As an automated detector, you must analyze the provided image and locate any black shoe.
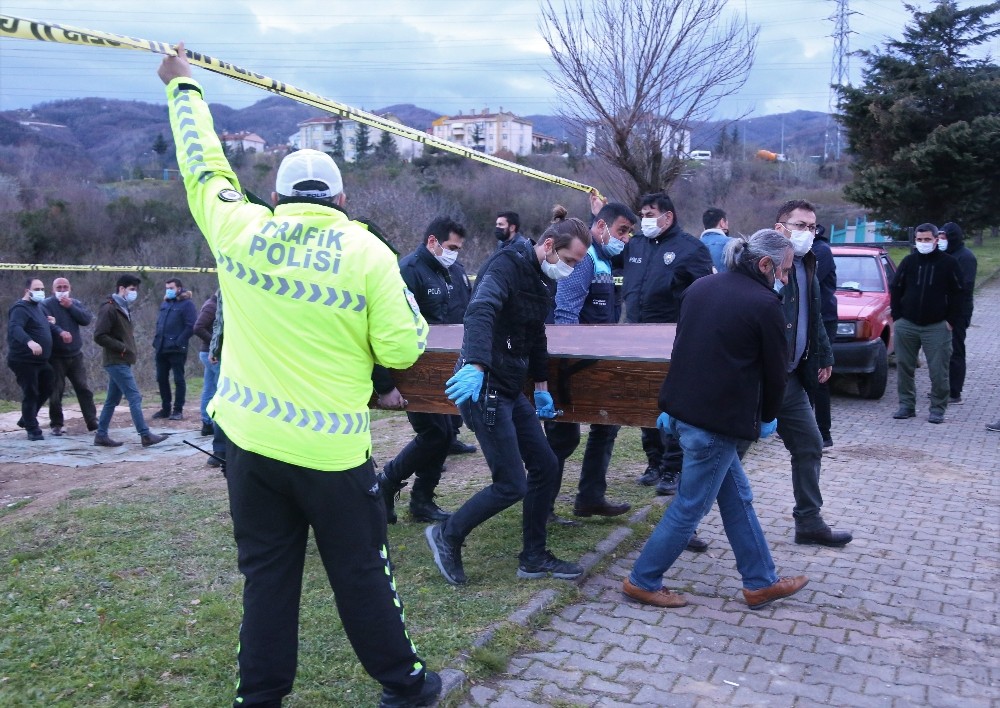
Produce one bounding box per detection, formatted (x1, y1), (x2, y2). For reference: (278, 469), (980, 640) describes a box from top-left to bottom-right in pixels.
(987, 420), (1000, 433)
(655, 470), (679, 496)
(949, 395), (963, 405)
(50, 426), (64, 437)
(378, 670), (442, 708)
(573, 498), (631, 517)
(86, 420), (99, 432)
(409, 494), (451, 523)
(151, 409), (170, 419)
(200, 422), (214, 436)
(141, 433), (168, 447)
(547, 512), (581, 527)
(448, 439), (477, 455)
(822, 437), (833, 448)
(26, 430), (44, 441)
(795, 526), (853, 547)
(517, 550), (583, 580)
(892, 407), (916, 419)
(638, 465), (660, 486)
(378, 471), (404, 525)
(168, 411), (184, 421)
(94, 433), (123, 447)
(928, 411), (944, 424)
(206, 456), (223, 468)
(686, 533), (709, 552)
(425, 523), (466, 585)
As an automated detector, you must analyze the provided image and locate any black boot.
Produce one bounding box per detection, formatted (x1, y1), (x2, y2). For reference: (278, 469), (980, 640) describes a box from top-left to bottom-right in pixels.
(409, 490), (450, 523)
(655, 468), (680, 496)
(377, 471), (405, 525)
(379, 669), (442, 708)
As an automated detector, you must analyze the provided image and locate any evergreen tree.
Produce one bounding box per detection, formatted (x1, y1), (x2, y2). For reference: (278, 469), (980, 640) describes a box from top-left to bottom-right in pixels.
(375, 129), (401, 163)
(354, 122), (372, 163)
(836, 1), (1000, 229)
(151, 132), (169, 162)
(332, 120), (345, 161)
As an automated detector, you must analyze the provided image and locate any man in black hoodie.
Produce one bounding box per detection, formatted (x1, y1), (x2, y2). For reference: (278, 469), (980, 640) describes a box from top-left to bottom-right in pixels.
(6, 277), (63, 440)
(890, 224), (964, 424)
(938, 222), (977, 404)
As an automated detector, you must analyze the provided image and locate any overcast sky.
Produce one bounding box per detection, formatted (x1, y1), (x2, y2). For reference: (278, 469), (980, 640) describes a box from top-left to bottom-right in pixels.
(0, 0), (996, 119)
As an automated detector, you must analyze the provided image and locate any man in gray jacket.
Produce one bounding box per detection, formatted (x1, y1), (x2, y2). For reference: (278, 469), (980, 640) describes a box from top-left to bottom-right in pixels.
(42, 277), (98, 435)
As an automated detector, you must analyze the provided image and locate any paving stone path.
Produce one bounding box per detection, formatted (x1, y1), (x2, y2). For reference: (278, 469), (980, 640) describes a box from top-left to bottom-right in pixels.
(455, 279), (1000, 707)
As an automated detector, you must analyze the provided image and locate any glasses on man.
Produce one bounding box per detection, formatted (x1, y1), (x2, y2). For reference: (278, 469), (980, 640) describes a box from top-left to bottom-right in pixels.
(780, 221), (817, 233)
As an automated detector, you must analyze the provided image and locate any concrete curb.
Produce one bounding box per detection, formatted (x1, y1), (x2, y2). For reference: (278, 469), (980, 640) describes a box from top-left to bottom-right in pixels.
(435, 499), (663, 705)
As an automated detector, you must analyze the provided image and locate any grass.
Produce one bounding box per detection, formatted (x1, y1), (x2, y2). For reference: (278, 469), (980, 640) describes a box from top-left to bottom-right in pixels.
(0, 426), (656, 707)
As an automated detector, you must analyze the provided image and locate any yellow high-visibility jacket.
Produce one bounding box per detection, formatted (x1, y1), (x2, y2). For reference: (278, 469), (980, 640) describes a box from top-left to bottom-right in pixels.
(166, 78), (427, 470)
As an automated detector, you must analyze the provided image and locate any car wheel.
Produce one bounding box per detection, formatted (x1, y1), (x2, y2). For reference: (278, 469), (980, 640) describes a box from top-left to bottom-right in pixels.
(858, 339), (888, 399)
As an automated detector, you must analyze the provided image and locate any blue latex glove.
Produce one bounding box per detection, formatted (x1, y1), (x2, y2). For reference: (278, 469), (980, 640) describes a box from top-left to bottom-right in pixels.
(445, 364), (484, 405)
(656, 411), (672, 433)
(534, 390), (556, 419)
(760, 419), (777, 439)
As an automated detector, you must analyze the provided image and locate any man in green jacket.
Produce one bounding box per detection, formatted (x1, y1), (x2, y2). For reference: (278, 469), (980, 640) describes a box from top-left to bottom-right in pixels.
(158, 44), (438, 708)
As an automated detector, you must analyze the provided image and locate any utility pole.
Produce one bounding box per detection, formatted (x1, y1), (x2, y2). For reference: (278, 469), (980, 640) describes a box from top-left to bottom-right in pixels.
(824, 0), (854, 162)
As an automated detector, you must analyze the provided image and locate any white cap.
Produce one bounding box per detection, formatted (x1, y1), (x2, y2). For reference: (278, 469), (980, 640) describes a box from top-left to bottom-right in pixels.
(274, 149), (343, 198)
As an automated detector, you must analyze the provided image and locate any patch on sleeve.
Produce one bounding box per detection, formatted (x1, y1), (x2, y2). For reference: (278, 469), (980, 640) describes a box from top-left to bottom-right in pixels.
(404, 288), (421, 320)
(218, 189), (244, 202)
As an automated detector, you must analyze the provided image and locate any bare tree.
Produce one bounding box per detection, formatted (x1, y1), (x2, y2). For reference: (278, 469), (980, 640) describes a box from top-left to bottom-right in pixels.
(540, 0), (757, 201)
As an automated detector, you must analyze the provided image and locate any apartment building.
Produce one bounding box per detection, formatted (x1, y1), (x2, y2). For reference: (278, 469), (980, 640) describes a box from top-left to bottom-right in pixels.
(431, 109), (533, 156)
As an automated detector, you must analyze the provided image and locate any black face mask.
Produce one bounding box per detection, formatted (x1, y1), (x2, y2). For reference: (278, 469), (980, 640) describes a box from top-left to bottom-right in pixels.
(494, 227), (508, 241)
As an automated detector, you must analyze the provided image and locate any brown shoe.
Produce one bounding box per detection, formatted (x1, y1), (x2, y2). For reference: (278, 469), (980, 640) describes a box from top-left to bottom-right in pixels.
(573, 498), (632, 517)
(94, 433), (123, 448)
(622, 578), (687, 608)
(743, 575), (809, 610)
(141, 432), (168, 447)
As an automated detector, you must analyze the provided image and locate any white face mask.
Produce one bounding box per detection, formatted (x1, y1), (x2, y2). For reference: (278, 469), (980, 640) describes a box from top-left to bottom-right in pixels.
(640, 217), (661, 238)
(937, 239), (948, 251)
(915, 241), (936, 255)
(29, 290), (45, 302)
(434, 246), (458, 268)
(789, 231), (814, 256)
(602, 227), (626, 256)
(125, 290), (139, 303)
(541, 256), (574, 281)
(56, 290), (70, 300)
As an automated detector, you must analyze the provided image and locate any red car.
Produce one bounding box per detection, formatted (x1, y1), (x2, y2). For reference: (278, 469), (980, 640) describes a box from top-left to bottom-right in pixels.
(830, 246), (897, 399)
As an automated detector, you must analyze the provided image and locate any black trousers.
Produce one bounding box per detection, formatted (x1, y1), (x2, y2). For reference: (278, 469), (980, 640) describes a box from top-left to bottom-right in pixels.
(812, 321), (838, 440)
(155, 350), (188, 412)
(640, 426), (682, 475)
(48, 353), (98, 428)
(544, 420), (620, 508)
(384, 411), (455, 497)
(8, 360), (54, 434)
(949, 321), (968, 398)
(226, 443), (426, 707)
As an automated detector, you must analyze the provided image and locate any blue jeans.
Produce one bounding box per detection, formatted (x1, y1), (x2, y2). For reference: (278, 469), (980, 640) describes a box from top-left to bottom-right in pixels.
(97, 364), (150, 437)
(199, 351), (220, 426)
(629, 420), (778, 592)
(444, 390), (558, 562)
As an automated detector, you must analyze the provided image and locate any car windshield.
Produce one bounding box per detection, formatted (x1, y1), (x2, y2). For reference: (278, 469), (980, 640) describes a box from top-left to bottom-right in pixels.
(834, 254), (885, 293)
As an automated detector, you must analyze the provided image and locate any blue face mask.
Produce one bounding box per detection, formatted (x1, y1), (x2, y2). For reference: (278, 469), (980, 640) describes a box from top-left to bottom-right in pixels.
(602, 227), (626, 256)
(165, 288), (177, 300)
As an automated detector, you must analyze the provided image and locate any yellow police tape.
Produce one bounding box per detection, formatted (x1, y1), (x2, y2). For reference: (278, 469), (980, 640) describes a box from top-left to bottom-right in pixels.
(0, 14), (601, 200)
(0, 263), (217, 273)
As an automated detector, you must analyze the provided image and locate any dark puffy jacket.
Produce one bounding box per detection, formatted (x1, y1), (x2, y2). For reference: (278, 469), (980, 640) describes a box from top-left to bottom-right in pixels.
(890, 250), (964, 328)
(943, 227), (977, 325)
(193, 293), (218, 353)
(153, 289), (197, 354)
(446, 260), (472, 325)
(7, 299), (56, 364)
(398, 245), (464, 325)
(461, 238), (549, 395)
(661, 270), (789, 441)
(622, 221), (713, 323)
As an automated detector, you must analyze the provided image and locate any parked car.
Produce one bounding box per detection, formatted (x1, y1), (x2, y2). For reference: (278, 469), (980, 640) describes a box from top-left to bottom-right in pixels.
(830, 246), (897, 399)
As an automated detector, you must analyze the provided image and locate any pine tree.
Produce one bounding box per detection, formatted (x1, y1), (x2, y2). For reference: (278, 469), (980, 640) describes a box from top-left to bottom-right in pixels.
(354, 122), (372, 163)
(375, 129), (400, 163)
(332, 120), (345, 161)
(836, 1), (1000, 229)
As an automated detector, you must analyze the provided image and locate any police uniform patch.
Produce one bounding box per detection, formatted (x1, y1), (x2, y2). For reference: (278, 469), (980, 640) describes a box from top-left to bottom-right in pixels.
(218, 189), (244, 202)
(663, 252), (676, 265)
(404, 288), (421, 318)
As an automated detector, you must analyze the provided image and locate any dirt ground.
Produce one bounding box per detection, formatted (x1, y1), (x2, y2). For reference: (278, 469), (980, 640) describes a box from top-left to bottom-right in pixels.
(1, 405), (646, 525)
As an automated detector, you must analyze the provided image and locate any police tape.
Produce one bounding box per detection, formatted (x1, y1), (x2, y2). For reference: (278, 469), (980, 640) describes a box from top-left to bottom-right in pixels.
(0, 263), (216, 273)
(0, 14), (602, 199)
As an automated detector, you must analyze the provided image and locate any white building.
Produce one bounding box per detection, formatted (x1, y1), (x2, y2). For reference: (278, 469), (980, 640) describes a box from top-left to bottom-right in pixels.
(221, 131), (266, 153)
(431, 109), (533, 156)
(295, 114), (422, 162)
(585, 118), (690, 159)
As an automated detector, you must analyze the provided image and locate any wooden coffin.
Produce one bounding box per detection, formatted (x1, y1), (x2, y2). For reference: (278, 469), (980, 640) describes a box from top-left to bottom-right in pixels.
(376, 324), (674, 427)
